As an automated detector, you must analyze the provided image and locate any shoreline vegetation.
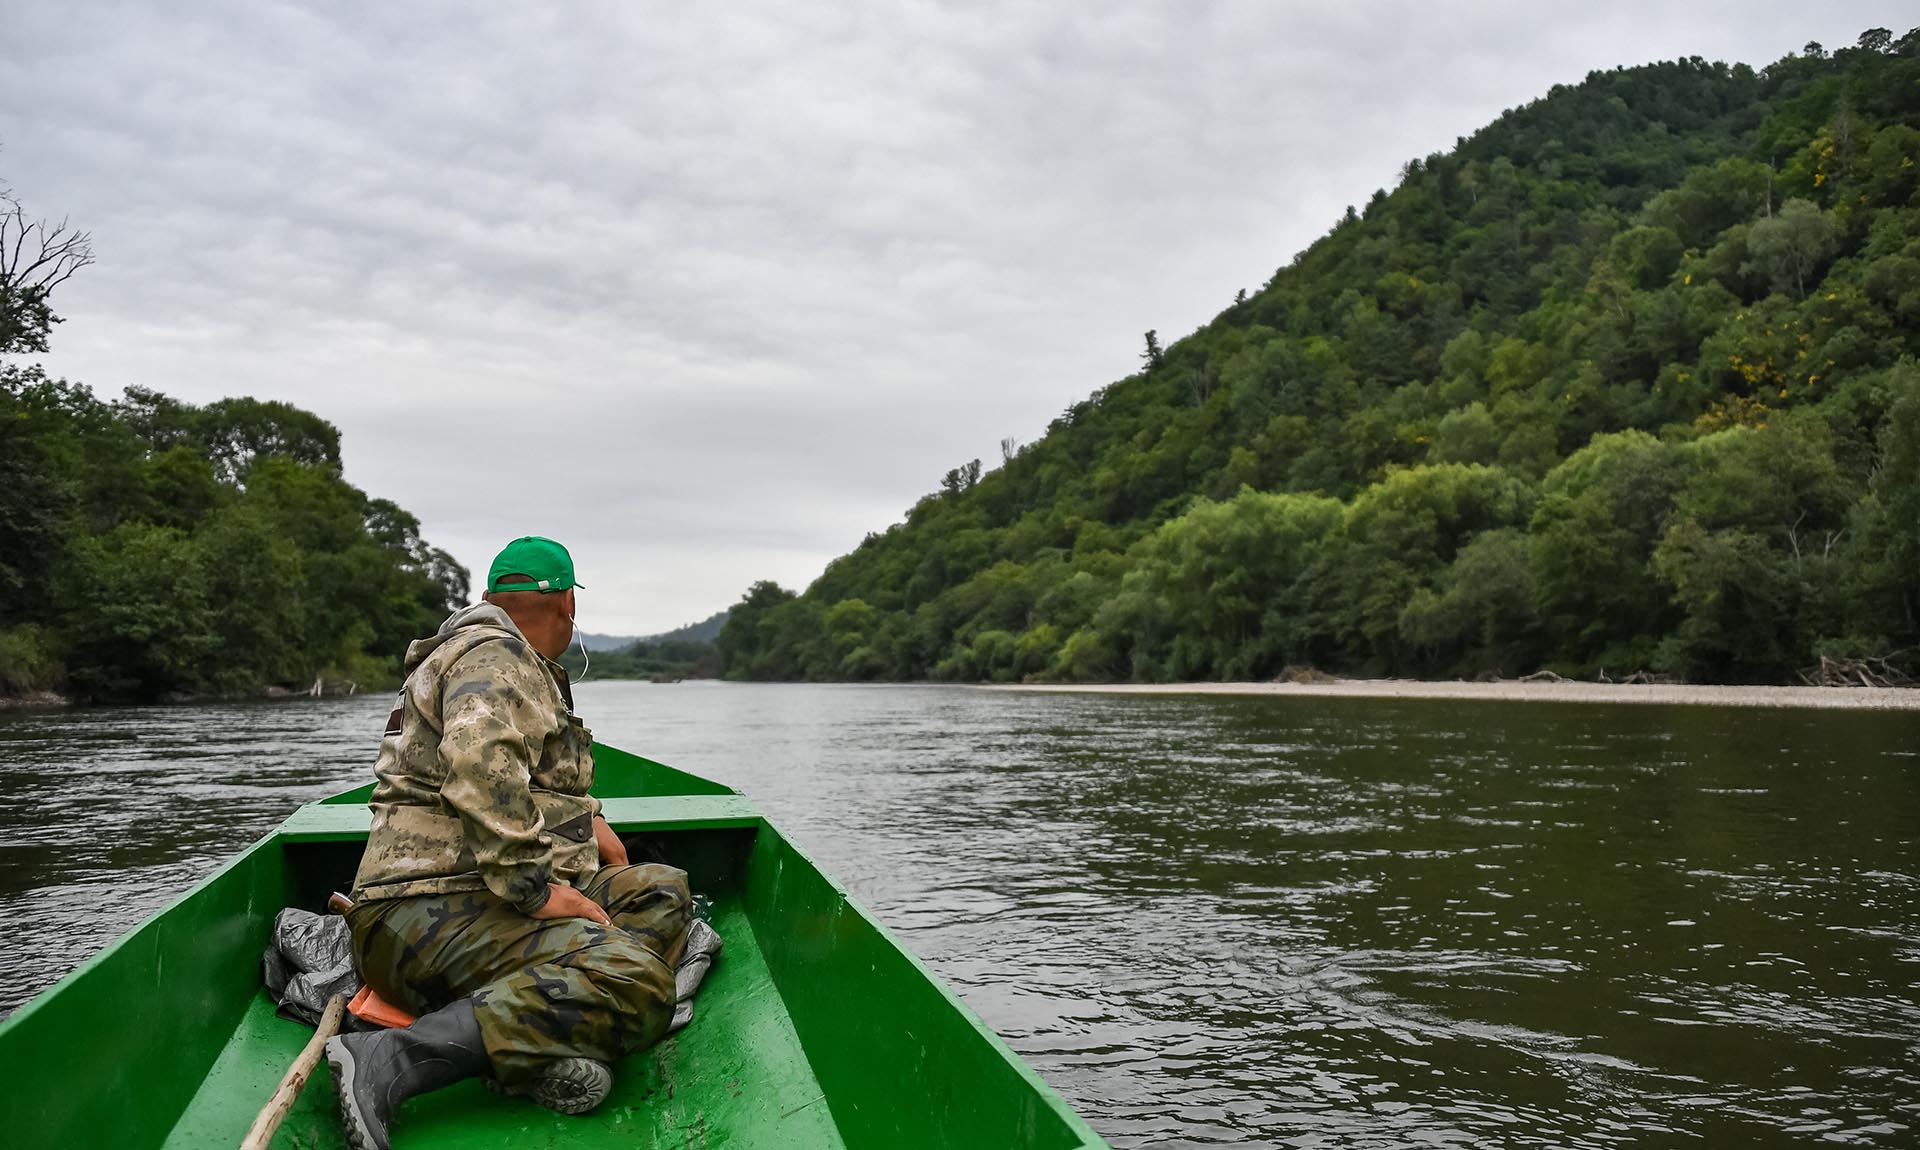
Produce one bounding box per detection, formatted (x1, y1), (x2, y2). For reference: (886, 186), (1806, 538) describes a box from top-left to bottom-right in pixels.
(994, 677), (1920, 711)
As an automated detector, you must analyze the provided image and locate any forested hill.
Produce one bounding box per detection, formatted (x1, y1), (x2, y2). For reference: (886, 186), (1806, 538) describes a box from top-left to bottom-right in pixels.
(719, 30), (1920, 686)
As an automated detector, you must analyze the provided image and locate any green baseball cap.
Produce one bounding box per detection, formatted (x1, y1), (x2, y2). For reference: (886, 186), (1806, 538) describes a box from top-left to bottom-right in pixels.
(487, 536), (584, 594)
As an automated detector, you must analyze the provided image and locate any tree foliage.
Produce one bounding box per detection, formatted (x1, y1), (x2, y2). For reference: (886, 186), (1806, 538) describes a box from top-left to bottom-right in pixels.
(0, 366), (469, 700)
(714, 33), (1920, 685)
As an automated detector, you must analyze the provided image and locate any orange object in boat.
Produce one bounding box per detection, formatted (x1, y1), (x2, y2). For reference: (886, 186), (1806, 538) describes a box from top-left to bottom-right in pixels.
(347, 984), (418, 1029)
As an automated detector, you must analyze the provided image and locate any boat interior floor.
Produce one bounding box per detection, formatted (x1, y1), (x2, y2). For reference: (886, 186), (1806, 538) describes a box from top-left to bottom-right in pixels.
(160, 895), (848, 1149)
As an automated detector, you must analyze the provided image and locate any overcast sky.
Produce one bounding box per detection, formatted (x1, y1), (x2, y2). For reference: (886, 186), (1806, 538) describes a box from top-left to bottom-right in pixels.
(3, 3), (1907, 633)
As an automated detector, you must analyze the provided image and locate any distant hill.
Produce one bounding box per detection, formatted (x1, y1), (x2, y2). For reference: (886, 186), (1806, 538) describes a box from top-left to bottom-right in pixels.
(577, 609), (730, 653)
(560, 609), (730, 680)
(576, 631), (645, 652)
(718, 30), (1920, 687)
(646, 610), (729, 646)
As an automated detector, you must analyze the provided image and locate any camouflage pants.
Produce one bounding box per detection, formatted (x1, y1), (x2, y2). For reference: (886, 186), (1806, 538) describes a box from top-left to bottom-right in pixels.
(346, 863), (691, 1085)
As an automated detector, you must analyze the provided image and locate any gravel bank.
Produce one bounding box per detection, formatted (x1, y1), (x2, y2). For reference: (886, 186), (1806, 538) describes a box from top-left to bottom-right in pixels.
(0, 691), (69, 710)
(990, 679), (1920, 711)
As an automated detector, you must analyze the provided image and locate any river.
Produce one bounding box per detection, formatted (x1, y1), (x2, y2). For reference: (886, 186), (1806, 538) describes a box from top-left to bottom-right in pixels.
(1, 683), (1914, 1147)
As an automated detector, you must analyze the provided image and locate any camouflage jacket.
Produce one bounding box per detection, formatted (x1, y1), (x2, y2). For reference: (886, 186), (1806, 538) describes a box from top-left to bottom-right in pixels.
(350, 603), (599, 913)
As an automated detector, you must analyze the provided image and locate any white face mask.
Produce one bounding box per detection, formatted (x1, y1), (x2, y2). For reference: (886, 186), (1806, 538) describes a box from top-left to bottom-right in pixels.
(569, 613), (589, 682)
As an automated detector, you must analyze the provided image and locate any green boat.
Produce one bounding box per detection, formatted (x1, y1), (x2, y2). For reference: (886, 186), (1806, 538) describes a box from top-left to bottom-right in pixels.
(0, 744), (1110, 1149)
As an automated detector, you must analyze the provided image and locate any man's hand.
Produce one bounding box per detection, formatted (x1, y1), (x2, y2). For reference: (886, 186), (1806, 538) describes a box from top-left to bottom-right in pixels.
(592, 815), (629, 867)
(529, 883), (611, 926)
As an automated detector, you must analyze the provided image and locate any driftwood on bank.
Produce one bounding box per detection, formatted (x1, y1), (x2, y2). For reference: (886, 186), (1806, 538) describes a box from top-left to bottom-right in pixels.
(1596, 669), (1674, 685)
(1272, 664), (1336, 684)
(1799, 653), (1913, 689)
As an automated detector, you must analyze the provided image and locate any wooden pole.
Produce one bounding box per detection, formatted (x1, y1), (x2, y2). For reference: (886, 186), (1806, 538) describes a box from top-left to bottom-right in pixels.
(240, 992), (346, 1150)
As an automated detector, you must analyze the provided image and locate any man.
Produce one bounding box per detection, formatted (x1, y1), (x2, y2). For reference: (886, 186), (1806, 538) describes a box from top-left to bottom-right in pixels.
(325, 536), (691, 1150)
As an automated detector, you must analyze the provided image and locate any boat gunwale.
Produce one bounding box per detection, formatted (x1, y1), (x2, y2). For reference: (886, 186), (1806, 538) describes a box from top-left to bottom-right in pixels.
(741, 808), (1108, 1148)
(0, 826), (277, 1041)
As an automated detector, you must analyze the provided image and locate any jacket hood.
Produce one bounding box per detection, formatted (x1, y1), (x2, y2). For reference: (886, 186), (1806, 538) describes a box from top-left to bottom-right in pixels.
(402, 602), (527, 675)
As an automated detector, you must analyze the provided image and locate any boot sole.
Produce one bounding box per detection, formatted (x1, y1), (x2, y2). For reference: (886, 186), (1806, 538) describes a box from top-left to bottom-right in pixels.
(324, 1035), (383, 1150)
(485, 1057), (613, 1115)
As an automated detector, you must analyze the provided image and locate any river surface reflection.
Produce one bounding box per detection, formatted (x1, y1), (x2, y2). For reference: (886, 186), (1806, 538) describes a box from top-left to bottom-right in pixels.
(1, 683), (1915, 1147)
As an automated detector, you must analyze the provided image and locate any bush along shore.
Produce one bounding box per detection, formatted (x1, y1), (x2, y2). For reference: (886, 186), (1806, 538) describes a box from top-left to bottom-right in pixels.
(717, 32), (1920, 689)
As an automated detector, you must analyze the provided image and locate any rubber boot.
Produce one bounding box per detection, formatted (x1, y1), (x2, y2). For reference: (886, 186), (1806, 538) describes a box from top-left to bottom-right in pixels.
(487, 1056), (613, 1114)
(325, 997), (489, 1150)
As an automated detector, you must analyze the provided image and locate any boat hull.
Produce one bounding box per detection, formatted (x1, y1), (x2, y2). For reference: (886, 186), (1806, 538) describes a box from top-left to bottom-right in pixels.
(0, 745), (1107, 1149)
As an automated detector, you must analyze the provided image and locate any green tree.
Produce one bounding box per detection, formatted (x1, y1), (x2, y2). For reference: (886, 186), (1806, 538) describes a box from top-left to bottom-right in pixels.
(1431, 402), (1501, 464)
(1399, 528), (1538, 674)
(1529, 430), (1687, 668)
(1652, 519), (1795, 680)
(1746, 198), (1837, 298)
(717, 581), (800, 679)
(1118, 489), (1342, 679)
(62, 524), (220, 698)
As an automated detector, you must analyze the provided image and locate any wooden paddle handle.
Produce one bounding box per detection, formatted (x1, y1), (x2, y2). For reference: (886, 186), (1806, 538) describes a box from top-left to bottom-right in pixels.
(240, 992), (346, 1150)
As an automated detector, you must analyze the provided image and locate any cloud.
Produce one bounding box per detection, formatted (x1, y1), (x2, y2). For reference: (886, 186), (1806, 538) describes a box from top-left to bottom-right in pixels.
(2, 1), (1907, 631)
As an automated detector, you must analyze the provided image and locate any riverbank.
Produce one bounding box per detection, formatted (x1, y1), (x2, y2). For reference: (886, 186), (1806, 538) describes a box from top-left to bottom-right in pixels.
(993, 678), (1920, 711)
(0, 682), (380, 710)
(0, 690), (68, 710)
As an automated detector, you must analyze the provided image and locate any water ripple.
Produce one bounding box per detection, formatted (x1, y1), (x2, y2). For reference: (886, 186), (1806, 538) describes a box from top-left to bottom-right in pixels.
(3, 685), (1917, 1148)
